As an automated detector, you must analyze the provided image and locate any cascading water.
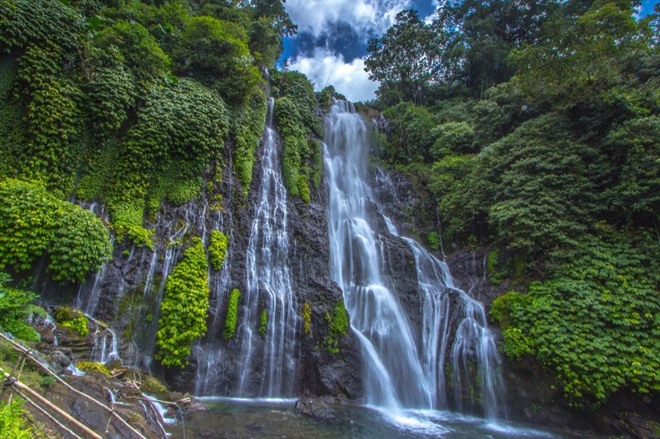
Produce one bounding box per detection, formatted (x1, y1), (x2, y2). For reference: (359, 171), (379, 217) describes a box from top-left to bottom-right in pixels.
(325, 101), (431, 410)
(235, 97), (299, 398)
(325, 101), (505, 419)
(193, 211), (234, 396)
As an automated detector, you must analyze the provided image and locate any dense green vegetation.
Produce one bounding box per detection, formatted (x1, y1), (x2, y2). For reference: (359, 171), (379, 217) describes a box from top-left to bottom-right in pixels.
(0, 398), (34, 439)
(0, 0), (300, 251)
(223, 288), (241, 341)
(208, 230), (228, 271)
(0, 179), (112, 283)
(156, 238), (209, 368)
(54, 306), (90, 337)
(365, 0), (659, 406)
(0, 273), (44, 341)
(324, 301), (350, 354)
(272, 71), (324, 201)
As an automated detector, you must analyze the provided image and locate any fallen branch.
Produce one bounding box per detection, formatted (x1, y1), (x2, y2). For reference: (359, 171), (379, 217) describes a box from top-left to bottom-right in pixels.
(0, 332), (149, 439)
(13, 386), (83, 439)
(2, 367), (102, 439)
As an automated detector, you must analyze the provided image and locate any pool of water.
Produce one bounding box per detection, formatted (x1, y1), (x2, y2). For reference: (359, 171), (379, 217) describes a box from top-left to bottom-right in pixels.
(165, 398), (559, 438)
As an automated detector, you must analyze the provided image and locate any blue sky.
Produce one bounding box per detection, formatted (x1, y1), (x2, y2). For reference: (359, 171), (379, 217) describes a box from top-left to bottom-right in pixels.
(281, 0), (658, 102)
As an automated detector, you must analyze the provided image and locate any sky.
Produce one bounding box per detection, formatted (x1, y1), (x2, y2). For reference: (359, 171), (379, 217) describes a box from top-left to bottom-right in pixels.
(280, 0), (659, 102)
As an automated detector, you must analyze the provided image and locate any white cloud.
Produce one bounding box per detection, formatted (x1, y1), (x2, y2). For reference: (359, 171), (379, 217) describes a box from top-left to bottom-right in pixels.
(285, 0), (412, 39)
(286, 48), (379, 102)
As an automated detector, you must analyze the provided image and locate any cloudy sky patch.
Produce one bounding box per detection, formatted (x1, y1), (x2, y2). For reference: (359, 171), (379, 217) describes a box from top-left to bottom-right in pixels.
(281, 0), (437, 101)
(281, 0), (658, 102)
(286, 47), (379, 102)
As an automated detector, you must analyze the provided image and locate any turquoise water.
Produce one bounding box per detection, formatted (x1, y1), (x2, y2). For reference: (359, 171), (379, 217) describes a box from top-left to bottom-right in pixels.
(165, 398), (558, 439)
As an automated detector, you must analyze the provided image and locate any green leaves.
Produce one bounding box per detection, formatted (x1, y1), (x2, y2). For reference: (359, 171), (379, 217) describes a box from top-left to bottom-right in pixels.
(0, 179), (112, 282)
(324, 301), (350, 354)
(223, 288), (241, 341)
(156, 238), (210, 368)
(173, 16), (261, 104)
(208, 230), (228, 271)
(492, 233), (660, 405)
(0, 272), (42, 341)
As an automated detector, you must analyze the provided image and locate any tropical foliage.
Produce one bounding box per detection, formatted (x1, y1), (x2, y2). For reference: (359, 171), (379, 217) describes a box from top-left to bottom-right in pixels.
(365, 0), (659, 407)
(156, 238), (210, 368)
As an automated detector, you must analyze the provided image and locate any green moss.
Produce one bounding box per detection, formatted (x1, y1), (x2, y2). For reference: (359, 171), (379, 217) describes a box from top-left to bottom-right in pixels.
(324, 301), (350, 354)
(209, 230), (228, 271)
(486, 248), (507, 286)
(302, 302), (312, 336)
(76, 361), (110, 376)
(259, 309), (268, 335)
(223, 288), (241, 341)
(140, 374), (169, 398)
(54, 306), (89, 336)
(155, 238), (210, 368)
(426, 231), (440, 251)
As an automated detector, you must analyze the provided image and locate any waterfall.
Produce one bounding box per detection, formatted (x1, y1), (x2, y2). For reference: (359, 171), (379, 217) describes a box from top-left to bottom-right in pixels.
(325, 101), (431, 410)
(236, 97), (299, 397)
(91, 326), (120, 364)
(194, 211), (234, 396)
(325, 101), (505, 418)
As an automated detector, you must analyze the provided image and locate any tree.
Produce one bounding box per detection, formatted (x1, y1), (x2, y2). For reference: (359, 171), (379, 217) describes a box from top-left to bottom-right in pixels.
(509, 0), (645, 108)
(173, 15), (261, 103)
(365, 10), (450, 104)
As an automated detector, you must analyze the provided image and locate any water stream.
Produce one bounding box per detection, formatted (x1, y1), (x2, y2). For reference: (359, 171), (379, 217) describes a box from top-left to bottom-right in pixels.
(325, 101), (431, 410)
(236, 97), (299, 397)
(324, 101), (505, 419)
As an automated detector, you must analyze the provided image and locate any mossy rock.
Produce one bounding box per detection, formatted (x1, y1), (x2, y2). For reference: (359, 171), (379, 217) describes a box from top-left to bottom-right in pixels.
(53, 307), (89, 336)
(140, 374), (170, 399)
(76, 361), (110, 376)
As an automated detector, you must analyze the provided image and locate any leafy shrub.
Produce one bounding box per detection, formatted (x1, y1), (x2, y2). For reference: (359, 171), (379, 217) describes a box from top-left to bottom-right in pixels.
(0, 273), (44, 341)
(0, 0), (83, 52)
(426, 231), (440, 251)
(173, 16), (261, 103)
(0, 179), (112, 281)
(49, 203), (113, 283)
(208, 230), (228, 271)
(0, 179), (59, 271)
(39, 375), (56, 389)
(223, 288), (241, 341)
(54, 307), (89, 337)
(156, 238), (210, 368)
(493, 232), (660, 405)
(0, 398), (33, 439)
(324, 301), (350, 354)
(95, 20), (171, 85)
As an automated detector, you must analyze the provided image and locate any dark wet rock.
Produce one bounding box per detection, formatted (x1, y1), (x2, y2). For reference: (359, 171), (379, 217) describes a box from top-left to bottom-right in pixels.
(186, 400), (209, 414)
(295, 396), (340, 421)
(49, 350), (71, 370)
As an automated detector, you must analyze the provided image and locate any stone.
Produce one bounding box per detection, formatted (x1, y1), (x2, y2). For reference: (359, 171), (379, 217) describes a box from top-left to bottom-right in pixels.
(295, 396), (339, 422)
(49, 350), (71, 370)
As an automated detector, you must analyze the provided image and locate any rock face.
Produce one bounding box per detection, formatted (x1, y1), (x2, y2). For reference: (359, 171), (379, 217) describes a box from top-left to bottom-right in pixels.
(35, 123), (363, 401)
